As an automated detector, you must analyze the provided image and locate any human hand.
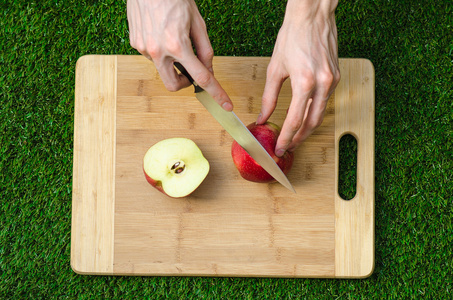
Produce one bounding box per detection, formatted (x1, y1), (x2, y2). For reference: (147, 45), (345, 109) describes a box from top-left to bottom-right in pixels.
(127, 0), (233, 111)
(256, 0), (340, 156)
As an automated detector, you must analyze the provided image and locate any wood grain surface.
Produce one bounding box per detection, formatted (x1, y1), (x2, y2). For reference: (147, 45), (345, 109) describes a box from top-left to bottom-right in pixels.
(71, 56), (374, 278)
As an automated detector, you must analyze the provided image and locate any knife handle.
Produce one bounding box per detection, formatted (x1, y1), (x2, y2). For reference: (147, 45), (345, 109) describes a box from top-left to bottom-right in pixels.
(174, 62), (204, 93)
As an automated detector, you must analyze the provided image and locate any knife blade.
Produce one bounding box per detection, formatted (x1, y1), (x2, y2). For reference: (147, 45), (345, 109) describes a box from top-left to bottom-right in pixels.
(174, 62), (295, 193)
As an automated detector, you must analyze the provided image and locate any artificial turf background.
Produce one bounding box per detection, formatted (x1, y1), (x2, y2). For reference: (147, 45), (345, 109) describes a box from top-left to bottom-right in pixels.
(1, 0), (452, 298)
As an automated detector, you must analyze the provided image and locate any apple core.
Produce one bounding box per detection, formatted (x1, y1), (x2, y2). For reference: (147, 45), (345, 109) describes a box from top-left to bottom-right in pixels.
(170, 161), (186, 174)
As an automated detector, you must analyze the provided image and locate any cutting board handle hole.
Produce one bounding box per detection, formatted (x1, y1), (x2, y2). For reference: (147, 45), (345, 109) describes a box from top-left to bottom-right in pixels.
(338, 134), (357, 200)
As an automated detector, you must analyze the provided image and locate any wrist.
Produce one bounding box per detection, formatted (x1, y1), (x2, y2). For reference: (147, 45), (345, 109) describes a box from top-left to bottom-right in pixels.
(285, 0), (338, 21)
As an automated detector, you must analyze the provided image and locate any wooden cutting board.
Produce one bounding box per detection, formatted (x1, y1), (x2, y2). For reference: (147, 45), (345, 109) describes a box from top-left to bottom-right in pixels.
(71, 56), (375, 278)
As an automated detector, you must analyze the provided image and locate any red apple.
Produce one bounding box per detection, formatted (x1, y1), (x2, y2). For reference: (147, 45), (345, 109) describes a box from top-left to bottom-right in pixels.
(143, 138), (210, 198)
(231, 122), (294, 182)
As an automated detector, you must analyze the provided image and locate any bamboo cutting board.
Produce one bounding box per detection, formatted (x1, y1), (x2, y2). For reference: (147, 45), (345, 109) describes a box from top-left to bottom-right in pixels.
(71, 56), (375, 278)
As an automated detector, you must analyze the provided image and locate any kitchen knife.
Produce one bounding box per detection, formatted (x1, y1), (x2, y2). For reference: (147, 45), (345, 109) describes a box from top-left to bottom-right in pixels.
(174, 62), (295, 193)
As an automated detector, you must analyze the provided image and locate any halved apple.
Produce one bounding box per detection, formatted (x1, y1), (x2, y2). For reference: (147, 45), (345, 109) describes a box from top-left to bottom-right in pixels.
(143, 138), (210, 198)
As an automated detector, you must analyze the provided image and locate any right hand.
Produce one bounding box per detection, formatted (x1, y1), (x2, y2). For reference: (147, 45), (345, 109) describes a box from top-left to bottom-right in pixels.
(127, 0), (233, 111)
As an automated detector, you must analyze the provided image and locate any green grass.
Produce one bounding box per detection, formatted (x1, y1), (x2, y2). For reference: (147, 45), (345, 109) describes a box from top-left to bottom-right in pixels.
(1, 0), (452, 298)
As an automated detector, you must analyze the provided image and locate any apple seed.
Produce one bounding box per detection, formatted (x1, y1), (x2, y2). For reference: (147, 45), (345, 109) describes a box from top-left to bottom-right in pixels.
(171, 161), (185, 174)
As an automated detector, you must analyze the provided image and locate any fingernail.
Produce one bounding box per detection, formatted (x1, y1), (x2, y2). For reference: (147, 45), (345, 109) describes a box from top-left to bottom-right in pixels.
(256, 113), (262, 124)
(222, 102), (233, 111)
(276, 149), (286, 157)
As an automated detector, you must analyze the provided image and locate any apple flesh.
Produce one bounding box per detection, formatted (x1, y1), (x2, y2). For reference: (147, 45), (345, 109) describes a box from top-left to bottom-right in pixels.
(231, 122), (294, 182)
(143, 138), (209, 198)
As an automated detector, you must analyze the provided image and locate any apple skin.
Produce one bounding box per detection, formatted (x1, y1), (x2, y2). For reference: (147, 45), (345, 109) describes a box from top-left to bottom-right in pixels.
(143, 169), (165, 195)
(231, 122), (294, 182)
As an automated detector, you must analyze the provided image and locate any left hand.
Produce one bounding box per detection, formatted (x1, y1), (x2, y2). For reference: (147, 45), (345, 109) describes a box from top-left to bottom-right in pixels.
(256, 0), (340, 157)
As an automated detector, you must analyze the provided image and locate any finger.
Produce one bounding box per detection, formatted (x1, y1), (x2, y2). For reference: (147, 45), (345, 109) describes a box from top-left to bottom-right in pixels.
(157, 59), (192, 92)
(286, 67), (335, 152)
(275, 76), (314, 156)
(127, 0), (143, 51)
(181, 56), (233, 111)
(328, 23), (341, 89)
(287, 65), (337, 151)
(190, 17), (214, 73)
(257, 62), (286, 124)
(287, 61), (339, 151)
(287, 96), (327, 151)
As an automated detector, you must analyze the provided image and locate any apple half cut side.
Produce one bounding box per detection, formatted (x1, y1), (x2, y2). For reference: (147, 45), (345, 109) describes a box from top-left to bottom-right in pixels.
(143, 138), (210, 198)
